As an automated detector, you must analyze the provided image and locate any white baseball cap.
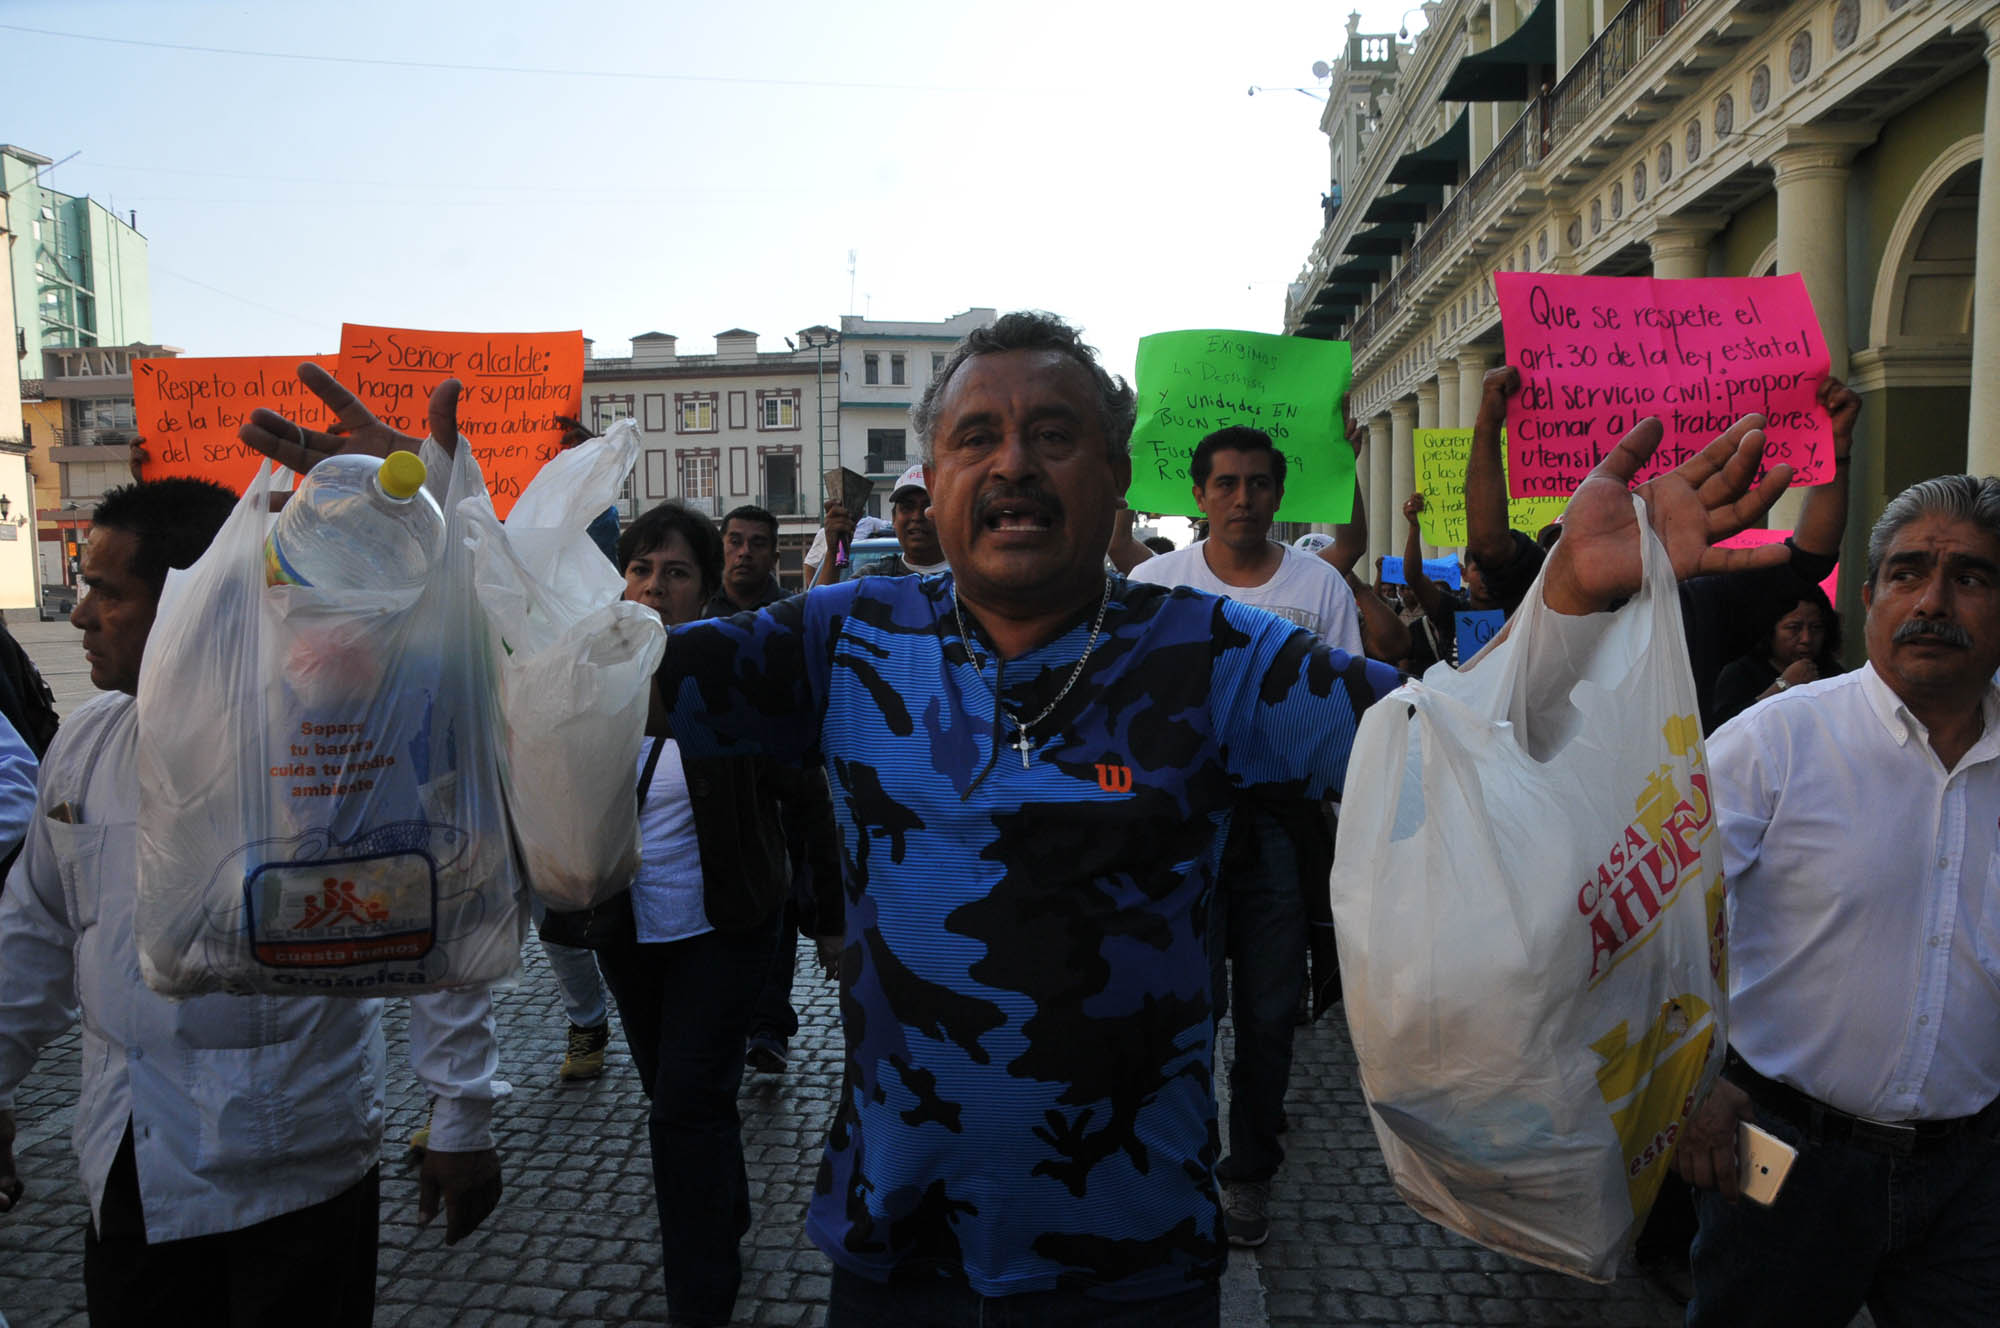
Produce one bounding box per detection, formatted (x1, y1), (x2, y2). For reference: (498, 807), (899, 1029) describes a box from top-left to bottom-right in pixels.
(1292, 532), (1335, 553)
(891, 464), (928, 501)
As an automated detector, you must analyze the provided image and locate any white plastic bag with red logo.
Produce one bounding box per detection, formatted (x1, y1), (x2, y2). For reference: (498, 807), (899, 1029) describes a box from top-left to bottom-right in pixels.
(1329, 499), (1727, 1281)
(459, 420), (665, 911)
(135, 441), (527, 996)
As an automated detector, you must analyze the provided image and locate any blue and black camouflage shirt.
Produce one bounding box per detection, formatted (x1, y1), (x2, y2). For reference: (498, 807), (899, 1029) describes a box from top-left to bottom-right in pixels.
(659, 572), (1398, 1300)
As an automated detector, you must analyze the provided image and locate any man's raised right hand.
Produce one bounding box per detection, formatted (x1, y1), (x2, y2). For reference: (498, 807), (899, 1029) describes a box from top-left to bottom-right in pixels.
(239, 362), (461, 474)
(0, 1109), (23, 1214)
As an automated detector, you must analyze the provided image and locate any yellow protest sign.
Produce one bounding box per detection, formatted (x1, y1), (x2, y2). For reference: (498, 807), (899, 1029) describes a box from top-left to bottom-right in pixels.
(1413, 428), (1566, 546)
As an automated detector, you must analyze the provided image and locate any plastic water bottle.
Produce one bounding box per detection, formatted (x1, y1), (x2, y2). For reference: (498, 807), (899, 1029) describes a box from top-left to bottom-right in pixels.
(265, 450), (444, 590)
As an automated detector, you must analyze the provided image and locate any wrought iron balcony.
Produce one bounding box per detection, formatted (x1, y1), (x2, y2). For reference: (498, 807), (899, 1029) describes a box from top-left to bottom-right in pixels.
(1326, 0), (1701, 351)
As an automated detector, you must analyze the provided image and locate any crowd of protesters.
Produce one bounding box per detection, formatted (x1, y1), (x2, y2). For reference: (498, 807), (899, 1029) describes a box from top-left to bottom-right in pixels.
(0, 308), (1993, 1328)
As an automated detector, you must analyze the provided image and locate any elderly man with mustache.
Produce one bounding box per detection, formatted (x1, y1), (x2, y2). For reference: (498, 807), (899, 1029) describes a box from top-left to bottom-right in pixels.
(1674, 474), (2000, 1328)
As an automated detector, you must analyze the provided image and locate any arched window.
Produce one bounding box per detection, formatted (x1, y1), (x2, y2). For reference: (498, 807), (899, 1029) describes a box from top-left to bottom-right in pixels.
(1886, 164), (1978, 343)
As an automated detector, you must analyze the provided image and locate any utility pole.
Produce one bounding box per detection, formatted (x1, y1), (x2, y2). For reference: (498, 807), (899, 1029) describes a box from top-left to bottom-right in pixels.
(801, 328), (839, 515)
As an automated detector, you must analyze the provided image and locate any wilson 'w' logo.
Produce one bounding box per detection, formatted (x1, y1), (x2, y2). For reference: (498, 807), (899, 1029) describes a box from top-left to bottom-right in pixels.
(1094, 763), (1133, 793)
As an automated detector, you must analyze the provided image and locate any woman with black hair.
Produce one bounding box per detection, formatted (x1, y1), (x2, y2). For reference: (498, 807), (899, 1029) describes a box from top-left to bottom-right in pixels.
(1710, 581), (1844, 729)
(592, 502), (832, 1328)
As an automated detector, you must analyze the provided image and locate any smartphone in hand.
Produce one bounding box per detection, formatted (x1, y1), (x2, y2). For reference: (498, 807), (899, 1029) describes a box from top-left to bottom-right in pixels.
(1738, 1120), (1798, 1206)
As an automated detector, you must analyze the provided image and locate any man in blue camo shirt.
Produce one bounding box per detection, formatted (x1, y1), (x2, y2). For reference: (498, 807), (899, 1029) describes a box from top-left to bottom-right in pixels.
(651, 311), (1798, 1326)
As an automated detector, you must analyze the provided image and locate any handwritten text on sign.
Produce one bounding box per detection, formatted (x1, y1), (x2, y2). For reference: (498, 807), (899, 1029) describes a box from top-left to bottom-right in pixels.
(1495, 273), (1831, 498)
(337, 324), (585, 514)
(1412, 428), (1568, 547)
(132, 355), (339, 491)
(1456, 610), (1505, 662)
(1126, 330), (1354, 523)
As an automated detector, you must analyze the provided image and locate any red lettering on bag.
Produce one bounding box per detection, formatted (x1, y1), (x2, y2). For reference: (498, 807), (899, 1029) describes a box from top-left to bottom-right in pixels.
(1580, 772), (1712, 980)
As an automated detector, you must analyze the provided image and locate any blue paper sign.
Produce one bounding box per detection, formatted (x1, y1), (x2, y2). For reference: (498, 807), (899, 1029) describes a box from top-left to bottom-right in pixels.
(1456, 610), (1505, 661)
(1379, 555), (1464, 590)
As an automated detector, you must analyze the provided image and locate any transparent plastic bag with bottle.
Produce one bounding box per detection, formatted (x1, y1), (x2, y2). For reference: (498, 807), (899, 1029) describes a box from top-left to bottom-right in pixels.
(136, 442), (527, 997)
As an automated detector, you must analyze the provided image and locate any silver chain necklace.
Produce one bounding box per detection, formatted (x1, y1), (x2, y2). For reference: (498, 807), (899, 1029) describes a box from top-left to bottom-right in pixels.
(951, 578), (1113, 768)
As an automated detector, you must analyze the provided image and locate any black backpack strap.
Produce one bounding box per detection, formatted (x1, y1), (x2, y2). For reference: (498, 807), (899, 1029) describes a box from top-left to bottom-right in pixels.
(636, 737), (666, 811)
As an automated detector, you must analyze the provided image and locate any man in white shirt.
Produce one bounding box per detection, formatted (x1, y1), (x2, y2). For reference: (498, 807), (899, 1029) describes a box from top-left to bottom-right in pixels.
(0, 476), (505, 1326)
(809, 464), (951, 586)
(0, 713), (39, 891)
(1130, 430), (1363, 656)
(1675, 474), (2000, 1326)
(1127, 426), (1362, 1248)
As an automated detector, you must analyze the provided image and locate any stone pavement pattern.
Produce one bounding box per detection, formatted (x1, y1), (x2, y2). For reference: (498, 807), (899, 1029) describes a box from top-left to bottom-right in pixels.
(0, 616), (1686, 1326)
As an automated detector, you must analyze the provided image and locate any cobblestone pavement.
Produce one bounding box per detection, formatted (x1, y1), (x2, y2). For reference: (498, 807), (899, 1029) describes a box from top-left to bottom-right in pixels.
(0, 617), (1689, 1327)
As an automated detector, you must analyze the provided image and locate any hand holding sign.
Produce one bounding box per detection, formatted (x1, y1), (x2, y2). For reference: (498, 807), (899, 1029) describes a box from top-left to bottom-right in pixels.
(1412, 428), (1566, 546)
(1497, 273), (1832, 497)
(1379, 554), (1464, 590)
(239, 362), (462, 477)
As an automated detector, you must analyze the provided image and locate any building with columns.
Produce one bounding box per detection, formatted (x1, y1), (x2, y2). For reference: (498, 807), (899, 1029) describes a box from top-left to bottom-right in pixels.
(1287, 0), (1995, 629)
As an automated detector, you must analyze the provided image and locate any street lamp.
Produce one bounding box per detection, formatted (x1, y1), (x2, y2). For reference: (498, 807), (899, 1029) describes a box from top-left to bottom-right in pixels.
(798, 328), (840, 516)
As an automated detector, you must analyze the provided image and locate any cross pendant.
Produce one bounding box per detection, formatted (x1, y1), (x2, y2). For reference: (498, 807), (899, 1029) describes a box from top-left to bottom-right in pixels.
(1011, 728), (1035, 768)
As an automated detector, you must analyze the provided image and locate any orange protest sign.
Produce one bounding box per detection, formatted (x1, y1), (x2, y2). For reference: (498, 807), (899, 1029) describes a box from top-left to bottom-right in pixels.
(337, 324), (585, 514)
(131, 355), (340, 492)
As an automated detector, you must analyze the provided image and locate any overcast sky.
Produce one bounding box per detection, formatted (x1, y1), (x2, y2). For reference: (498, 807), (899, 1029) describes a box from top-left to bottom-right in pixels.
(5, 0), (1422, 384)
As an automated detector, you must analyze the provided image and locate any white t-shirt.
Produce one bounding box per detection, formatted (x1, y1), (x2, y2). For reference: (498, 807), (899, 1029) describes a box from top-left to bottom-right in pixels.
(803, 517), (896, 572)
(631, 738), (710, 943)
(1127, 540), (1364, 657)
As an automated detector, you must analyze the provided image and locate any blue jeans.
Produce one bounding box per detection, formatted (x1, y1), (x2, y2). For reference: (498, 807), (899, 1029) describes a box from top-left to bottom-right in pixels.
(1210, 806), (1307, 1185)
(824, 1266), (1219, 1328)
(597, 919), (779, 1326)
(1688, 1098), (2000, 1327)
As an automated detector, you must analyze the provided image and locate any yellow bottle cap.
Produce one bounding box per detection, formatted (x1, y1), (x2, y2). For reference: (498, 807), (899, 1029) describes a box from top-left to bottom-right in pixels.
(379, 450), (427, 500)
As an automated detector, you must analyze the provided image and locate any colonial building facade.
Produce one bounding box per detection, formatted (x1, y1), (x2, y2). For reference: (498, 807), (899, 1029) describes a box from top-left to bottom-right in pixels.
(836, 307), (996, 520)
(583, 328), (837, 586)
(1288, 0), (1995, 626)
(22, 342), (180, 612)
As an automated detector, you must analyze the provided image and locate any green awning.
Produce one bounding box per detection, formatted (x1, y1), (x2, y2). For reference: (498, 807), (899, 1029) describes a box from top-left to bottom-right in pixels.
(1329, 256), (1393, 281)
(1311, 283), (1371, 305)
(1363, 182), (1443, 223)
(1385, 110), (1470, 186)
(1344, 223), (1412, 256)
(1440, 0), (1555, 102)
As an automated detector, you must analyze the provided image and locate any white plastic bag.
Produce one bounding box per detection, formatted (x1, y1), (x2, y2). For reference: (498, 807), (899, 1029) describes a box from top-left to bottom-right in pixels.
(462, 420), (664, 911)
(1330, 499), (1726, 1281)
(135, 444), (527, 996)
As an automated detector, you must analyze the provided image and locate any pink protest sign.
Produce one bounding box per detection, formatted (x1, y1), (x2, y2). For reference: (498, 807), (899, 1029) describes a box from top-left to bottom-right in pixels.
(1496, 272), (1832, 499)
(1716, 528), (1839, 603)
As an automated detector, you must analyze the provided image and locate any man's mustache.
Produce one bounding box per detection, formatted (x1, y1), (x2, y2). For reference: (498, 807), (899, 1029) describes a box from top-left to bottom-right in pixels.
(973, 486), (1063, 525)
(1894, 618), (1972, 647)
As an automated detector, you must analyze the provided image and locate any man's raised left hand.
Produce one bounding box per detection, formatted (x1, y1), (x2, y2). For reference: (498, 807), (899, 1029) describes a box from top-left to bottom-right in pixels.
(419, 1146), (502, 1245)
(1524, 367), (1794, 614)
